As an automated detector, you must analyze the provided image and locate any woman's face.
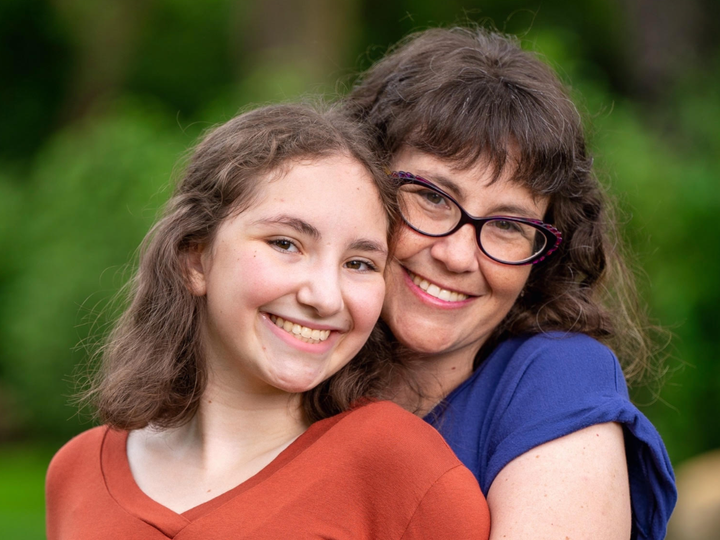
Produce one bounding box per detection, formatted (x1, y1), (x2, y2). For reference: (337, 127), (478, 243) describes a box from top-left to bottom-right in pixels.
(384, 148), (549, 364)
(188, 154), (389, 395)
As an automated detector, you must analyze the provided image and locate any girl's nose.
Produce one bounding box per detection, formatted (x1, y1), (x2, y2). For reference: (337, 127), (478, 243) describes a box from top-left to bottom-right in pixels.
(296, 265), (344, 317)
(429, 224), (481, 274)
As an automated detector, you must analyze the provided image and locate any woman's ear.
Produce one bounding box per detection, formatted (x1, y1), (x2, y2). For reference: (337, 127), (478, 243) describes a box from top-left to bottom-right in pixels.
(185, 245), (208, 297)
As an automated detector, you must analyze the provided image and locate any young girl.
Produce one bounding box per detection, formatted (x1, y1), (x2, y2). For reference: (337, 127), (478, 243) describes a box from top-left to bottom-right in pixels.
(45, 104), (490, 539)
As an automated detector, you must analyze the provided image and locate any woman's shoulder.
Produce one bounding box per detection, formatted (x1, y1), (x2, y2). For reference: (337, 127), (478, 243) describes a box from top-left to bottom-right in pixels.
(485, 332), (624, 393)
(506, 331), (616, 362)
(438, 332), (630, 448)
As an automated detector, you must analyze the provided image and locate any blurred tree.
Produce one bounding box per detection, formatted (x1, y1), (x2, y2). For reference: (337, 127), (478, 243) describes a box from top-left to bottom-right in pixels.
(0, 0), (71, 162)
(51, 0), (152, 120)
(620, 0), (717, 102)
(0, 0), (718, 471)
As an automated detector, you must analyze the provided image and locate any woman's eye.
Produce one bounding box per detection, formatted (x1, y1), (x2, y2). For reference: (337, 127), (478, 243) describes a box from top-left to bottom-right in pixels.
(492, 220), (521, 233)
(420, 190), (446, 206)
(269, 238), (299, 252)
(345, 259), (378, 272)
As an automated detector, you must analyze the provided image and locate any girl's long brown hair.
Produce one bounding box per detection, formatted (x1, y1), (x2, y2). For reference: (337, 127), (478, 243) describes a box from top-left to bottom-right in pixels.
(82, 103), (398, 429)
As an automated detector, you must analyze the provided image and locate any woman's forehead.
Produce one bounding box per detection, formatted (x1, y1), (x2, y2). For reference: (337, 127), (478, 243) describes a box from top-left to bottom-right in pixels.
(392, 147), (549, 212)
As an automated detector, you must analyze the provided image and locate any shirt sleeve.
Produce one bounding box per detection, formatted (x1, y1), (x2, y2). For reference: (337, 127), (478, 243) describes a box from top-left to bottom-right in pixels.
(400, 465), (490, 540)
(481, 333), (676, 540)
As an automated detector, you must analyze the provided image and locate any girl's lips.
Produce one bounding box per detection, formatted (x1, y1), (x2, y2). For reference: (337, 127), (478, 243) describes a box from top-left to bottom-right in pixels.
(401, 267), (476, 309)
(268, 314), (332, 343)
(260, 313), (339, 354)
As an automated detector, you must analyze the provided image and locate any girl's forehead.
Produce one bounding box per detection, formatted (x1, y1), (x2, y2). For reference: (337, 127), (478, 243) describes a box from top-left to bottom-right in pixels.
(247, 155), (387, 225)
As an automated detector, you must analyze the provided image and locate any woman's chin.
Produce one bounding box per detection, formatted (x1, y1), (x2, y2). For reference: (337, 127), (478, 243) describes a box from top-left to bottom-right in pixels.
(394, 327), (458, 356)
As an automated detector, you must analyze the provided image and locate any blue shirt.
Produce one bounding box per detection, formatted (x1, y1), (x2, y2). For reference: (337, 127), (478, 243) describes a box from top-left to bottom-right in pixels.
(425, 332), (676, 540)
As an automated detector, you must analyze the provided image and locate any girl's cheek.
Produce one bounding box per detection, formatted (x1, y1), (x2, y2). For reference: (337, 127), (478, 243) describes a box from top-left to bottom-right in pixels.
(348, 278), (386, 329)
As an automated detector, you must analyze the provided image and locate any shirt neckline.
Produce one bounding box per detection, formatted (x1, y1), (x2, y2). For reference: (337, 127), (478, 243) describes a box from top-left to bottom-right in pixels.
(100, 410), (350, 537)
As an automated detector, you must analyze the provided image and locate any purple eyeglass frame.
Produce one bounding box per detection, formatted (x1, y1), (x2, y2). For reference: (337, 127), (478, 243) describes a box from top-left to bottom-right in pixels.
(390, 171), (563, 265)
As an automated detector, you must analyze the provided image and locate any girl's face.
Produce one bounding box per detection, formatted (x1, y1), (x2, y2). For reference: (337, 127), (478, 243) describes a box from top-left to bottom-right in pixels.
(188, 154), (389, 395)
(385, 148), (549, 364)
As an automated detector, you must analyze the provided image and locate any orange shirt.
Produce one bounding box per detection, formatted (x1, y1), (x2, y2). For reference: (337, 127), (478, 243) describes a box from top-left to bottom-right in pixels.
(46, 400), (490, 539)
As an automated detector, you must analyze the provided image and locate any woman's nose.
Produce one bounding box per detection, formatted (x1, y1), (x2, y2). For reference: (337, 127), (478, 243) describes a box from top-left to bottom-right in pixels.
(429, 224), (481, 274)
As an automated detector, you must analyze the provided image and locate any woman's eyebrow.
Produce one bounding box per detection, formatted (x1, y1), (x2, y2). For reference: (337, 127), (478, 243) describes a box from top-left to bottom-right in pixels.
(251, 215), (320, 239)
(487, 204), (544, 219)
(421, 173), (467, 200)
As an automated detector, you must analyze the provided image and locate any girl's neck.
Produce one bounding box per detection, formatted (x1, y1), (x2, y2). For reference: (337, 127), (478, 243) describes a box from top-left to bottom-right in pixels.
(159, 377), (309, 467)
(127, 377), (309, 514)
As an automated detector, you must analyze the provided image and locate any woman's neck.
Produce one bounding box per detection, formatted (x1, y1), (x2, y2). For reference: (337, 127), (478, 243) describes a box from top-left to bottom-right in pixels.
(392, 346), (478, 418)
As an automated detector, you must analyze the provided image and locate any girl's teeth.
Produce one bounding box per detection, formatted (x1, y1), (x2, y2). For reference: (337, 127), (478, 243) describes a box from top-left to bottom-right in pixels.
(270, 315), (331, 343)
(409, 272), (468, 302)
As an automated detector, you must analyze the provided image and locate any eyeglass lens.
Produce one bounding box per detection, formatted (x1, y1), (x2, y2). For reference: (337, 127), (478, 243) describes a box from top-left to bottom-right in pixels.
(398, 184), (548, 264)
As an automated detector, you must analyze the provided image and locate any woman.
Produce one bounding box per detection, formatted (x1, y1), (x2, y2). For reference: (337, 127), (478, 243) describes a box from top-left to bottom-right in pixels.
(46, 104), (489, 539)
(344, 27), (676, 539)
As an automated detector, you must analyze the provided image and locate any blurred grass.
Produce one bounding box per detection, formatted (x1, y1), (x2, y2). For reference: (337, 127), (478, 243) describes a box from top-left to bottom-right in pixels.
(0, 444), (55, 540)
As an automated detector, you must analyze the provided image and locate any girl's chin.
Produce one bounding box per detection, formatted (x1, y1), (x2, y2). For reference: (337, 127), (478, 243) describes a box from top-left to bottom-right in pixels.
(267, 369), (331, 394)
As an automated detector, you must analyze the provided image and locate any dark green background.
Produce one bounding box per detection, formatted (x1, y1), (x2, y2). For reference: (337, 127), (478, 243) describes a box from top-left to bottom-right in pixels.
(2, 0), (719, 537)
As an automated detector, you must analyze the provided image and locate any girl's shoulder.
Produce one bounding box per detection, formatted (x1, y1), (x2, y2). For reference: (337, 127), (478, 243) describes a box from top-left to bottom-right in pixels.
(335, 400), (463, 471)
(46, 426), (112, 507)
(48, 425), (109, 474)
(320, 400), (489, 535)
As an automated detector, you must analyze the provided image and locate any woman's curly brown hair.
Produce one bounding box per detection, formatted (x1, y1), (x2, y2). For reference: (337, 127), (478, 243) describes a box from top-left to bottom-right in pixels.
(343, 26), (663, 383)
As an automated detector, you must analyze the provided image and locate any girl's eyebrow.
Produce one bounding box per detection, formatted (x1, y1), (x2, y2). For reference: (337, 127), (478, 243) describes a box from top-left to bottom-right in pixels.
(252, 215), (388, 255)
(349, 239), (388, 255)
(252, 215), (320, 239)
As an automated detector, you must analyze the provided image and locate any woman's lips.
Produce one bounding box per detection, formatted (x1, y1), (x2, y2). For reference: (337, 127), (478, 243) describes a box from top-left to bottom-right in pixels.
(400, 268), (476, 309)
(405, 269), (470, 302)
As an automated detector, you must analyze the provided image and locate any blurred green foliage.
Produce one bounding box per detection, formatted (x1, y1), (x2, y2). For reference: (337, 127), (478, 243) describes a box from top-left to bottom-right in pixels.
(0, 445), (53, 540)
(1, 0), (719, 531)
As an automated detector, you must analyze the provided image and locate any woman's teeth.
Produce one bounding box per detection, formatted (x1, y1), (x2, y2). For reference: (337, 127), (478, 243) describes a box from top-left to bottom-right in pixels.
(269, 315), (331, 344)
(409, 272), (468, 302)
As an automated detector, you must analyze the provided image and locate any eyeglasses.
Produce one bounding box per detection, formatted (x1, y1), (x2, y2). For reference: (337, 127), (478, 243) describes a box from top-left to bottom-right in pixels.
(390, 171), (562, 265)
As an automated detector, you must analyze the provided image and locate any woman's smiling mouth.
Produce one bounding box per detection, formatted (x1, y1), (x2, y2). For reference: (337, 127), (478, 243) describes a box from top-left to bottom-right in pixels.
(269, 314), (332, 344)
(406, 270), (469, 302)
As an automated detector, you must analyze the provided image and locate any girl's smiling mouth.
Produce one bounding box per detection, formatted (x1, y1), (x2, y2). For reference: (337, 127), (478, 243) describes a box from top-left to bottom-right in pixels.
(268, 314), (333, 344)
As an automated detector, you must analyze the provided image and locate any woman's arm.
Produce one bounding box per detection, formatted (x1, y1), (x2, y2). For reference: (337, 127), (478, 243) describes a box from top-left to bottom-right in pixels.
(486, 422), (631, 540)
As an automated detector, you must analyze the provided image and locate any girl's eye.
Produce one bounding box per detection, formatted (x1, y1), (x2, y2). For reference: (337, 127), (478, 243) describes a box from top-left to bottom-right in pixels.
(269, 238), (299, 252)
(345, 259), (379, 272)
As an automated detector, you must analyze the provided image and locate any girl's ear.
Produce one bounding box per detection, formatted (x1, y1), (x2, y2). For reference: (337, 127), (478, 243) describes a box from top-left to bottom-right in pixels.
(185, 245), (208, 296)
